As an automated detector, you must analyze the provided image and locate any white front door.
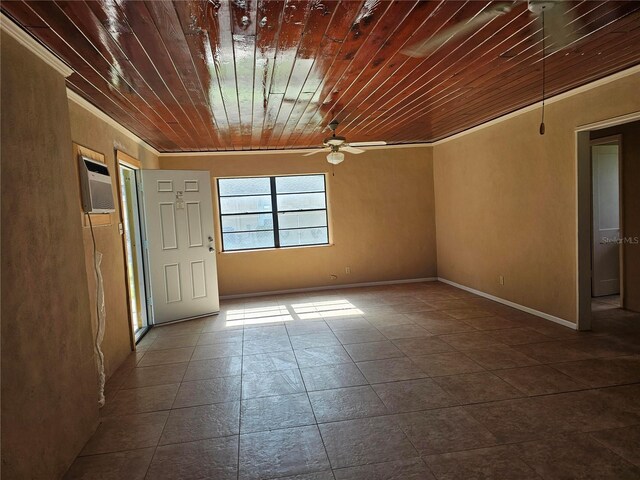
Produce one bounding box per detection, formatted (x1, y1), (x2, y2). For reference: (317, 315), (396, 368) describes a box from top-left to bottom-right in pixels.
(591, 143), (620, 297)
(141, 170), (219, 324)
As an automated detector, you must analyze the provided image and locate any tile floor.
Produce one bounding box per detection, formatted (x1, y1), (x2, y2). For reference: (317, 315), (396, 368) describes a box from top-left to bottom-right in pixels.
(64, 281), (640, 479)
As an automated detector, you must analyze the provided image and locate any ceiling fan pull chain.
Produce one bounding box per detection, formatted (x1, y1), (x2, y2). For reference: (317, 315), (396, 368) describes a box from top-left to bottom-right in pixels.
(540, 9), (546, 136)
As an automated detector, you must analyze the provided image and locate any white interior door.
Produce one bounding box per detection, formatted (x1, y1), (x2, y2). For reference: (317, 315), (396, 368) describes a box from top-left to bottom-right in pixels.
(141, 170), (219, 324)
(591, 143), (620, 297)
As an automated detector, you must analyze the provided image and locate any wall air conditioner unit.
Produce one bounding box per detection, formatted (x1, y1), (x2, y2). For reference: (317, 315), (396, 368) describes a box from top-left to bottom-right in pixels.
(78, 156), (116, 213)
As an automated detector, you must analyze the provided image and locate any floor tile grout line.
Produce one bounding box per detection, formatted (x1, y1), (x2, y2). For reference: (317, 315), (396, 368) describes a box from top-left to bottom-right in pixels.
(146, 329), (209, 467)
(106, 349), (640, 413)
(585, 429), (640, 469)
(236, 321), (246, 480)
(143, 324), (207, 477)
(110, 376), (640, 427)
(286, 321), (338, 479)
(73, 411), (640, 465)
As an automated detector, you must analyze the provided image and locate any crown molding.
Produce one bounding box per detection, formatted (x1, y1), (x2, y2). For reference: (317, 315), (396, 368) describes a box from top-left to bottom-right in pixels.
(575, 111), (640, 132)
(431, 64), (640, 146)
(1, 12), (73, 77)
(67, 89), (161, 157)
(157, 142), (434, 158)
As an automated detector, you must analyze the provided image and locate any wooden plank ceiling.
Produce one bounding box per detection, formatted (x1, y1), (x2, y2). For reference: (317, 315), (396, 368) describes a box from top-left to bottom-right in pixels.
(3, 0), (640, 152)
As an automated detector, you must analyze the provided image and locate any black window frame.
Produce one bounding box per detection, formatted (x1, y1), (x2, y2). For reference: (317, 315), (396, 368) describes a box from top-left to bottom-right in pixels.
(217, 174), (329, 252)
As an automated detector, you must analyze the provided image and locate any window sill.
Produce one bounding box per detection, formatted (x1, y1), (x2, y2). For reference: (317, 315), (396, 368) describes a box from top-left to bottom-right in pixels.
(219, 243), (334, 254)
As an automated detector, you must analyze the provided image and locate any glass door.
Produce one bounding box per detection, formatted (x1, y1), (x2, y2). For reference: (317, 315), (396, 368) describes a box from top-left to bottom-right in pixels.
(119, 163), (149, 341)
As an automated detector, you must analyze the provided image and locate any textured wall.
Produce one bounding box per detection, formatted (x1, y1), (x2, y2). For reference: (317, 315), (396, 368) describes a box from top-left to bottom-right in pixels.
(68, 101), (158, 377)
(433, 72), (640, 324)
(592, 121), (640, 313)
(160, 146), (437, 296)
(1, 33), (99, 479)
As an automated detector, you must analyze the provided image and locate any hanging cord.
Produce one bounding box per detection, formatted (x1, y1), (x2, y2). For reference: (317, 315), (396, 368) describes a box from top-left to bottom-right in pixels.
(87, 214), (106, 407)
(540, 9), (546, 135)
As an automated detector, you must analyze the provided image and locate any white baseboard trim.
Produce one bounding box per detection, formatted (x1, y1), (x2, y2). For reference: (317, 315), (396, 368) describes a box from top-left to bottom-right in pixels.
(438, 277), (578, 330)
(219, 277), (438, 300)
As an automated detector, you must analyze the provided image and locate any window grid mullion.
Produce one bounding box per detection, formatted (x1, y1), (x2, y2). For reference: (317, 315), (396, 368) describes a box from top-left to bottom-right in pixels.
(270, 176), (280, 248)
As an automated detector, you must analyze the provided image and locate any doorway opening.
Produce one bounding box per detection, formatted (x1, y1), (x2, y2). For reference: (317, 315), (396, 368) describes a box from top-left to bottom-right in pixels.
(117, 151), (149, 343)
(576, 116), (640, 330)
(590, 137), (622, 313)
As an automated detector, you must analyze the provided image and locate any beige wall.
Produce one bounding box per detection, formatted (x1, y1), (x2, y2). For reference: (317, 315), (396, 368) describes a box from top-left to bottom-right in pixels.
(434, 72), (640, 324)
(592, 121), (640, 313)
(1, 33), (99, 479)
(160, 147), (437, 296)
(68, 101), (158, 377)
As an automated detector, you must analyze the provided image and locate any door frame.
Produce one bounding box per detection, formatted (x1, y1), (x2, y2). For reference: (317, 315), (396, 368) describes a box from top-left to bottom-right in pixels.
(115, 150), (151, 345)
(589, 135), (623, 302)
(575, 111), (639, 330)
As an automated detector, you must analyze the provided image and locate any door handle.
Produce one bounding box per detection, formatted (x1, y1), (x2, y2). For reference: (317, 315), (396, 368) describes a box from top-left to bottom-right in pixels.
(208, 236), (213, 242)
(209, 246), (214, 253)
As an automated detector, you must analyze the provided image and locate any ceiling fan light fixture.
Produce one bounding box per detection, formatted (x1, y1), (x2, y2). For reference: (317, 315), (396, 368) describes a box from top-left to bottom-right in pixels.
(327, 151), (345, 165)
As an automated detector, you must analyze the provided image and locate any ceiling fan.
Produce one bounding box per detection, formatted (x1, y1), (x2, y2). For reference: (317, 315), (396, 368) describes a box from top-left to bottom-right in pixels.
(303, 121), (386, 164)
(401, 0), (580, 58)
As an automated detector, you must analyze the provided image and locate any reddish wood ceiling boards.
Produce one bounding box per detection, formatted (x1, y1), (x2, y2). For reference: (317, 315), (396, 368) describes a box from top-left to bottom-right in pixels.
(3, 1), (640, 152)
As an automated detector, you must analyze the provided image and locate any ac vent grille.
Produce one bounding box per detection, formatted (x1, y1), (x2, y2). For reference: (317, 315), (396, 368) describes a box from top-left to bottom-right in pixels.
(89, 180), (115, 210)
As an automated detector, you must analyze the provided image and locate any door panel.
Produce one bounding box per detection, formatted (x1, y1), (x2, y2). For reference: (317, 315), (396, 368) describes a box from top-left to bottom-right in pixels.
(142, 170), (219, 323)
(592, 144), (620, 297)
(186, 202), (203, 247)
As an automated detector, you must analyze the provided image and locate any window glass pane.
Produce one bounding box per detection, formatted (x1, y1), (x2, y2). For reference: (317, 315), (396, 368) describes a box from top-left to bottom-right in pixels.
(220, 195), (272, 214)
(279, 227), (328, 247)
(278, 210), (327, 229)
(221, 214), (273, 232)
(223, 231), (275, 250)
(276, 175), (324, 194)
(218, 177), (271, 196)
(277, 192), (326, 211)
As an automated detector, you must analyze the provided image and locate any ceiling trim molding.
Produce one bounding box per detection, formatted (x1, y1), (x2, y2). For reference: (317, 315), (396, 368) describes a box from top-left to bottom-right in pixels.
(575, 111), (640, 132)
(431, 64), (640, 146)
(67, 88), (161, 157)
(1, 12), (73, 77)
(157, 142), (434, 157)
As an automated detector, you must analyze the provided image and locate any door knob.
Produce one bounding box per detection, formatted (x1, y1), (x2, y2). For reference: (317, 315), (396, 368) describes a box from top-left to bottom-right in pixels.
(209, 246), (214, 253)
(208, 236), (213, 242)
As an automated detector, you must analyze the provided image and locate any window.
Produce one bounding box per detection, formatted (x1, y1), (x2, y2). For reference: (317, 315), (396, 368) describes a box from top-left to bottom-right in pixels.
(217, 174), (329, 251)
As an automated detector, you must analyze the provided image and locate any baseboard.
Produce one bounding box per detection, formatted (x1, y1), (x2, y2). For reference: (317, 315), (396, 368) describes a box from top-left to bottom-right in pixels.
(219, 277), (438, 300)
(438, 277), (578, 330)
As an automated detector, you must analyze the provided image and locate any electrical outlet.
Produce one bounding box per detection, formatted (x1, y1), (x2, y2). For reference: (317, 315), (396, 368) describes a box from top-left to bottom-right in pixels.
(499, 275), (505, 285)
(345, 266), (351, 274)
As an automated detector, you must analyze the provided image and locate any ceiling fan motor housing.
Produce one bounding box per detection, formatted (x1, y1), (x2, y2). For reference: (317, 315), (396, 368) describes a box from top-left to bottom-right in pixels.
(528, 0), (557, 15)
(326, 136), (346, 146)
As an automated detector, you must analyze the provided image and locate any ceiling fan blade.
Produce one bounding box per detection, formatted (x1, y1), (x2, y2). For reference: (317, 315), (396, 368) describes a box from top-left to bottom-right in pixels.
(342, 146), (365, 154)
(303, 148), (329, 156)
(401, 3), (512, 57)
(348, 141), (387, 147)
